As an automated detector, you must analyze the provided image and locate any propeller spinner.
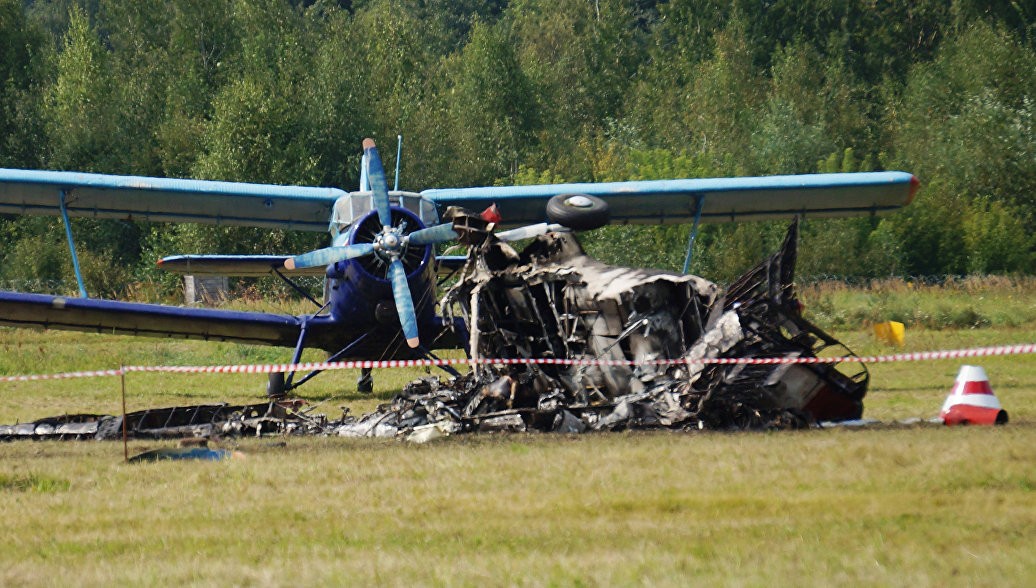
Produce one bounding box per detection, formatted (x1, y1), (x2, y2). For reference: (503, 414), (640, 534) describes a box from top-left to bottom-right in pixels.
(285, 139), (457, 348)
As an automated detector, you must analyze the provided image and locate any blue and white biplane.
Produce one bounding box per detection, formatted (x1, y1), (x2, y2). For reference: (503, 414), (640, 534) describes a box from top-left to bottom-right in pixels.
(0, 138), (917, 394)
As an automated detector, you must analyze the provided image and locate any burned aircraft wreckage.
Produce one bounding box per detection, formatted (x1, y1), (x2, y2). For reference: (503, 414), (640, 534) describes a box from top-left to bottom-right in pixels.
(4, 217), (869, 442)
(335, 216), (867, 439)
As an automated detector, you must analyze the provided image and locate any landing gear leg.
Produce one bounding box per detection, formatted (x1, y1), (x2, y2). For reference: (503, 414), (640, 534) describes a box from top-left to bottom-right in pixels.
(357, 367), (373, 394)
(272, 330), (377, 396)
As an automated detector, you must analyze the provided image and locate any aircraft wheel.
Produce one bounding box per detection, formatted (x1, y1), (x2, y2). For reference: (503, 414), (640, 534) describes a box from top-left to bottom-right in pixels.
(357, 368), (374, 394)
(267, 372), (286, 398)
(546, 194), (610, 231)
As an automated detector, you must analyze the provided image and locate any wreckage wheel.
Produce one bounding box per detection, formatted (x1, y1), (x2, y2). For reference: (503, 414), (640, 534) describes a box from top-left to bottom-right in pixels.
(546, 194), (610, 230)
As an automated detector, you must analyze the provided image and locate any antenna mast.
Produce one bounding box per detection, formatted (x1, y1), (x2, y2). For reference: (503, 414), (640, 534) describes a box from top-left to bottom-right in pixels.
(394, 135), (403, 191)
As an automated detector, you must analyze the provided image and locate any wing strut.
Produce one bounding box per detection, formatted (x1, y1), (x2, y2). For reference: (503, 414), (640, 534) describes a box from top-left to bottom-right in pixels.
(682, 195), (705, 275)
(272, 267), (323, 308)
(59, 189), (89, 298)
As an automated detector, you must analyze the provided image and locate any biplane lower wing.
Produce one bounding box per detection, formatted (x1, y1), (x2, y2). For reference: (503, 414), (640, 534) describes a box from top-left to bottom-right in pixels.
(422, 171), (919, 227)
(156, 255), (326, 277)
(156, 254), (469, 277)
(0, 291), (341, 351)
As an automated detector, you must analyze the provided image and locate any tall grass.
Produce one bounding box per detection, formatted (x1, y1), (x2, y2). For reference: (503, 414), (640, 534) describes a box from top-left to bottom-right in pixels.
(800, 275), (1036, 330)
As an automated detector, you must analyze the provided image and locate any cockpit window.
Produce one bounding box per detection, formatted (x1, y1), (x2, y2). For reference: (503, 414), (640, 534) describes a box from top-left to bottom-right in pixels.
(330, 191), (440, 237)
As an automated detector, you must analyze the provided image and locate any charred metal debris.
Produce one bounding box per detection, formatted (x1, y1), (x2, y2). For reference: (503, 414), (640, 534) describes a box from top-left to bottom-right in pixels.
(0, 400), (328, 441)
(335, 218), (868, 441)
(3, 220), (868, 443)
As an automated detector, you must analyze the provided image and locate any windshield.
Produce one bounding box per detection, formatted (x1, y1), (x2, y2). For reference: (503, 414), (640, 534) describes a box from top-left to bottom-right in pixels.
(330, 191), (440, 237)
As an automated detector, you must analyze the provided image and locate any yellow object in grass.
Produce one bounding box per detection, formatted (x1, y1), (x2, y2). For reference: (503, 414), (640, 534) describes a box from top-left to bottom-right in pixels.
(873, 320), (905, 346)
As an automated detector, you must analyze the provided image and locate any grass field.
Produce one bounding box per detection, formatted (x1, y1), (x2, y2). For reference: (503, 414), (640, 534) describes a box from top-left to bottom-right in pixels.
(2, 286), (1036, 585)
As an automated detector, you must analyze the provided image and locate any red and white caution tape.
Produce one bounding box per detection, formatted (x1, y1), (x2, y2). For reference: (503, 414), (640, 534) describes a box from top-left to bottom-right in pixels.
(2, 343), (1035, 383)
(0, 368), (124, 382)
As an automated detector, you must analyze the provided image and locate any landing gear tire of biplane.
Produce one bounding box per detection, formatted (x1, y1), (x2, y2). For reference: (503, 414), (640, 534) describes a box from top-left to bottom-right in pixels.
(357, 367), (374, 394)
(267, 372), (287, 398)
(546, 194), (610, 231)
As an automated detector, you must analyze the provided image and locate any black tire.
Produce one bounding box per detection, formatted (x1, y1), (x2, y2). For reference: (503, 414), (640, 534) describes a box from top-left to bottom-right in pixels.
(357, 368), (374, 394)
(267, 372), (286, 398)
(546, 194), (610, 230)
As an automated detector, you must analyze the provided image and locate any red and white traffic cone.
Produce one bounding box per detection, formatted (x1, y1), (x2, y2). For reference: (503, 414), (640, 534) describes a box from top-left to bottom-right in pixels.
(940, 365), (1008, 426)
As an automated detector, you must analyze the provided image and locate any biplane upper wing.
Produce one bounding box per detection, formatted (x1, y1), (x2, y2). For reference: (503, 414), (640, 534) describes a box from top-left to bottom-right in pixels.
(0, 168), (343, 231)
(0, 292), (347, 351)
(422, 171), (919, 227)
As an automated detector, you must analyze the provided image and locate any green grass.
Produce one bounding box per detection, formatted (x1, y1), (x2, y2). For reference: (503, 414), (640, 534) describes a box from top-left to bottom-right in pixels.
(1, 429), (1035, 585)
(2, 281), (1036, 585)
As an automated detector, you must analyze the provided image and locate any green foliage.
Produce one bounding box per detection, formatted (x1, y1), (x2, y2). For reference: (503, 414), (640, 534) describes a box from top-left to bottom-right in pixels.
(509, 164), (565, 187)
(1, 230), (69, 287)
(397, 0), (508, 50)
(508, 0), (644, 177)
(192, 0), (322, 185)
(751, 1), (954, 84)
(580, 223), (685, 272)
(312, 0), (444, 187)
(962, 198), (1035, 274)
(634, 12), (764, 173)
(752, 43), (877, 174)
(152, 0), (241, 177)
(0, 0), (51, 167)
(0, 216), (139, 297)
(1, 0), (1034, 292)
(43, 5), (117, 171)
(795, 217), (877, 278)
(194, 76), (321, 184)
(447, 18), (538, 184)
(892, 22), (1036, 207)
(694, 222), (792, 282)
(871, 184), (967, 276)
(817, 148), (874, 174)
(615, 147), (717, 182)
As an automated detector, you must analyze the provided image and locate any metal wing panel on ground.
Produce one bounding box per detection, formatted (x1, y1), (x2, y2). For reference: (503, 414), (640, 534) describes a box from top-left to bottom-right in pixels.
(0, 169), (343, 231)
(422, 171), (918, 227)
(0, 292), (336, 349)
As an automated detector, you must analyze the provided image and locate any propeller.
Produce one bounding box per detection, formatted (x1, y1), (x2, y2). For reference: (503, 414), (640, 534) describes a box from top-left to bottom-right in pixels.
(283, 243), (373, 270)
(285, 139), (457, 348)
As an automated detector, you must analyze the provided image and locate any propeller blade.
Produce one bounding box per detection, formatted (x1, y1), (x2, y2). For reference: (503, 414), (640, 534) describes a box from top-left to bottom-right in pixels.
(363, 138), (392, 228)
(388, 258), (420, 348)
(495, 222), (567, 242)
(284, 243), (374, 269)
(407, 222), (457, 246)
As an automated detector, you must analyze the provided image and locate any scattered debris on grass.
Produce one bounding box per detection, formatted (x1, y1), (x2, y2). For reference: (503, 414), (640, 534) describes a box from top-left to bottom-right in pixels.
(0, 400), (327, 441)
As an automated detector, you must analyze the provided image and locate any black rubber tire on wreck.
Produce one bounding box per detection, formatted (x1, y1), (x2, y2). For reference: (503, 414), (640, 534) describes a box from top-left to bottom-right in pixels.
(546, 194), (610, 231)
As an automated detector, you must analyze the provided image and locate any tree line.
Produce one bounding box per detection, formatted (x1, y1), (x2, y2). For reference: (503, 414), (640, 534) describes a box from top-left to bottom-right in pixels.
(1, 0), (1034, 298)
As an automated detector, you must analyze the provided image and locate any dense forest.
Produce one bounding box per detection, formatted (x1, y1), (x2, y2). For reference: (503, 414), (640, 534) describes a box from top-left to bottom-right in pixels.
(1, 0), (1034, 298)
